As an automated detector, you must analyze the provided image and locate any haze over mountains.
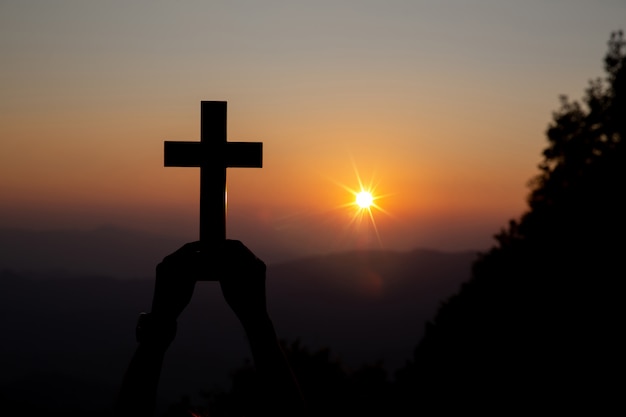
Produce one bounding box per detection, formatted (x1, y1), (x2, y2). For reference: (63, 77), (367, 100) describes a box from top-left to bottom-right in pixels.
(0, 226), (478, 413)
(0, 226), (193, 279)
(0, 225), (335, 276)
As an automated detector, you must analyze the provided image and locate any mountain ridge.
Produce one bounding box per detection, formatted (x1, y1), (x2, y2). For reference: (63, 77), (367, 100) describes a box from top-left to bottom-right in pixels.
(0, 227), (478, 412)
(0, 225), (480, 278)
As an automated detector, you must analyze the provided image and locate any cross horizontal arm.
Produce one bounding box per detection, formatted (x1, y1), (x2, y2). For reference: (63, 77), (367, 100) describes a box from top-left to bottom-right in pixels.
(226, 142), (263, 167)
(164, 141), (262, 168)
(164, 141), (202, 167)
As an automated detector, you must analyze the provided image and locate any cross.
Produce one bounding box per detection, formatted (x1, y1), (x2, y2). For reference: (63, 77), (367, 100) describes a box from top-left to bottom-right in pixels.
(164, 101), (263, 243)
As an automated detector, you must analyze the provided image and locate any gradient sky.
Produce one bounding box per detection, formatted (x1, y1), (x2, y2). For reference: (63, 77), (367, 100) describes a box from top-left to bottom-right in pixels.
(1, 1), (624, 261)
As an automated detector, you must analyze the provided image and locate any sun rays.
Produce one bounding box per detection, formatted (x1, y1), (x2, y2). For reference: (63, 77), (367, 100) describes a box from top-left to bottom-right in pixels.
(266, 156), (393, 252)
(329, 159), (392, 248)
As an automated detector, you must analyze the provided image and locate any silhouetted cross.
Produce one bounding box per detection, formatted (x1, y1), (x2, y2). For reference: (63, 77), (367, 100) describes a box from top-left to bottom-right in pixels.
(164, 101), (263, 242)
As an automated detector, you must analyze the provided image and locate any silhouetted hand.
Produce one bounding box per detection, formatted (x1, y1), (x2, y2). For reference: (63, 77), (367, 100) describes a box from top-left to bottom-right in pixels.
(153, 239), (267, 323)
(151, 241), (202, 322)
(116, 241), (205, 417)
(218, 239), (268, 325)
(117, 240), (304, 417)
(216, 241), (306, 415)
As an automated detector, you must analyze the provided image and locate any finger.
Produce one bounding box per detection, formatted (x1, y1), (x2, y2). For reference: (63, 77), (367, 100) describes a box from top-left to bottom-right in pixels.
(223, 239), (258, 260)
(169, 240), (249, 258)
(220, 240), (266, 276)
(159, 240), (265, 278)
(160, 241), (202, 266)
(170, 241), (202, 257)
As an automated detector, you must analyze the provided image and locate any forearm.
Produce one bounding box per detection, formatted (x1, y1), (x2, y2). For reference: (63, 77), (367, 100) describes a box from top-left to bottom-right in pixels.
(115, 343), (168, 417)
(115, 313), (176, 417)
(241, 313), (306, 415)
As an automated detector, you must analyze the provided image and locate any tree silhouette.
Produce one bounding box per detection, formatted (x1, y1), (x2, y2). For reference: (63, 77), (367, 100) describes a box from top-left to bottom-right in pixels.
(192, 339), (397, 417)
(398, 31), (625, 415)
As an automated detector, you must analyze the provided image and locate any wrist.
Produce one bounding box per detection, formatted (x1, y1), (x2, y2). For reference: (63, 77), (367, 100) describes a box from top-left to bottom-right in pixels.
(135, 312), (177, 349)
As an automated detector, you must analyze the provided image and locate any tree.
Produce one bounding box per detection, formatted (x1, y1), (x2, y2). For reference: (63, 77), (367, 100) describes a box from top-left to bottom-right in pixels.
(399, 31), (625, 415)
(189, 339), (396, 417)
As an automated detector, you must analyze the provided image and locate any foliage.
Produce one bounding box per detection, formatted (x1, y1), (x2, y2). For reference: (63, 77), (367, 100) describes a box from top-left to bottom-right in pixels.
(398, 31), (625, 414)
(180, 339), (395, 417)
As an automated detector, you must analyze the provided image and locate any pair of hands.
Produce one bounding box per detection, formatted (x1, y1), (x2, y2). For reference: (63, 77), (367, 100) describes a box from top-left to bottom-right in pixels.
(150, 240), (267, 326)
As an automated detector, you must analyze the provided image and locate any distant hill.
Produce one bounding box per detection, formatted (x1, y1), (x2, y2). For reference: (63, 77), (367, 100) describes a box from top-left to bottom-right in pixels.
(0, 226), (187, 278)
(0, 242), (477, 414)
(0, 226), (335, 276)
(267, 249), (477, 370)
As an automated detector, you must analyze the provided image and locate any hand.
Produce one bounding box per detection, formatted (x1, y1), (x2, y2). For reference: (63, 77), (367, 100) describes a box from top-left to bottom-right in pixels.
(152, 240), (266, 323)
(151, 241), (203, 322)
(218, 240), (268, 325)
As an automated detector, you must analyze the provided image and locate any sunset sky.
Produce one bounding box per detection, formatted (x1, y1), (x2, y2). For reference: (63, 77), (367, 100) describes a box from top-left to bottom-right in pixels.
(1, 1), (624, 262)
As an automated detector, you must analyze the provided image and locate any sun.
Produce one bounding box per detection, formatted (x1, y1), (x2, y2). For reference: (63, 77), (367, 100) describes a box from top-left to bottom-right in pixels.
(356, 191), (373, 208)
(326, 158), (393, 248)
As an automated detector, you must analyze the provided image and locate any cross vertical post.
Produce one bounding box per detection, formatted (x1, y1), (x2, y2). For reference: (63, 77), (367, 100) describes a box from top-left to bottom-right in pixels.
(200, 101), (227, 243)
